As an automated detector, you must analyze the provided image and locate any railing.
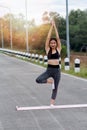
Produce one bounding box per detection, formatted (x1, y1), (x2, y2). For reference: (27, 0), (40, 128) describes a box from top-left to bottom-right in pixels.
(0, 48), (80, 72)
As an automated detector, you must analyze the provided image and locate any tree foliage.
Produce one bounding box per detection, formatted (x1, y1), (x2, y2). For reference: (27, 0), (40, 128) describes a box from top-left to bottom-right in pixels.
(0, 9), (87, 54)
(69, 9), (87, 51)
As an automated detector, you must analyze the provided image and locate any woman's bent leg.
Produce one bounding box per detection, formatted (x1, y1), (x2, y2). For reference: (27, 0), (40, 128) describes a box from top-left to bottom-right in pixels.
(36, 70), (49, 84)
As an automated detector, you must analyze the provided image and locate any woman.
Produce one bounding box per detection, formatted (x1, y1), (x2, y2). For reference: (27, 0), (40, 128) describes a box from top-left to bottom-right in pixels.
(36, 21), (61, 106)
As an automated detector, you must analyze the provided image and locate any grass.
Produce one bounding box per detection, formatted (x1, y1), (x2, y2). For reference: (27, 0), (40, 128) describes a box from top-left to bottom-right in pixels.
(61, 62), (87, 79)
(23, 57), (87, 79)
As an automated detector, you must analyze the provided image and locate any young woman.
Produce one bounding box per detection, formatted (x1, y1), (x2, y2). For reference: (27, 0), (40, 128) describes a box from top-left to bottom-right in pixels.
(36, 21), (61, 106)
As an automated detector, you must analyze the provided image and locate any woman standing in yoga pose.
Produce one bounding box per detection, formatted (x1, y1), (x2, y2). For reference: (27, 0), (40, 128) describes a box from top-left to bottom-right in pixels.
(36, 20), (61, 106)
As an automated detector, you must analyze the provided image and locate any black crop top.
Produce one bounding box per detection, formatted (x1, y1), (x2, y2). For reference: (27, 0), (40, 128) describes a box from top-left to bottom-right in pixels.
(48, 49), (60, 60)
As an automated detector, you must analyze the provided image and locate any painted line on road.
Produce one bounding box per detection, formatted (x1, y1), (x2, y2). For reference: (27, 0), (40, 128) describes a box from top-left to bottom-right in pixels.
(27, 62), (87, 82)
(62, 73), (87, 82)
(16, 104), (87, 111)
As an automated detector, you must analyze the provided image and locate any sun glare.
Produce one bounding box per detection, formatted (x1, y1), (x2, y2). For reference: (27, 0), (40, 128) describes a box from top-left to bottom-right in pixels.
(0, 0), (53, 25)
(29, 0), (52, 25)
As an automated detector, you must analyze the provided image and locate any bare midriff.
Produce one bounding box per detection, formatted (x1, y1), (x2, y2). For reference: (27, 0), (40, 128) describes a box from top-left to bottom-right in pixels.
(48, 59), (59, 65)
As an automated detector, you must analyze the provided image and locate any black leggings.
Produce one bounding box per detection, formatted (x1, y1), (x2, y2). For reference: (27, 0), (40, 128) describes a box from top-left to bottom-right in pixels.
(36, 65), (61, 100)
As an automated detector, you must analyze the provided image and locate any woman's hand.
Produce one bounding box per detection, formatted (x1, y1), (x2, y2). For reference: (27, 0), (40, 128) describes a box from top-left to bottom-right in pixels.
(50, 20), (54, 26)
(51, 20), (56, 28)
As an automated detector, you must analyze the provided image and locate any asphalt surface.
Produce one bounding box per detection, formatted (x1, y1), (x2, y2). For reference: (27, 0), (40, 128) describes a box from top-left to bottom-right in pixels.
(0, 53), (87, 130)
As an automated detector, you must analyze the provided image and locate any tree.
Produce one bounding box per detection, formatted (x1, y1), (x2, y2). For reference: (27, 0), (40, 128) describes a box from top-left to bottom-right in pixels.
(1, 9), (87, 53)
(69, 9), (87, 51)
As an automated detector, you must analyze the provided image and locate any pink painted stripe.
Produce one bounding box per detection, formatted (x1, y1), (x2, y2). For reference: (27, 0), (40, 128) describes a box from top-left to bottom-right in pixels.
(16, 104), (87, 111)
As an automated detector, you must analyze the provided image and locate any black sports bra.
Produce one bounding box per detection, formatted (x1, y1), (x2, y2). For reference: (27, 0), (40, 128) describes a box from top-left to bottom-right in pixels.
(48, 49), (60, 60)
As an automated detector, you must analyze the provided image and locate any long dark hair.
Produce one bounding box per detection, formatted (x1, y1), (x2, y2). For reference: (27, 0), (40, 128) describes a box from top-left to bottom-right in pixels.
(49, 37), (57, 43)
(48, 37), (57, 56)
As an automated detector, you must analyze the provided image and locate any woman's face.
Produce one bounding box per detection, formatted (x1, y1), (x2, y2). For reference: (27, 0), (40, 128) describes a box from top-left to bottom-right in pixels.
(49, 40), (57, 49)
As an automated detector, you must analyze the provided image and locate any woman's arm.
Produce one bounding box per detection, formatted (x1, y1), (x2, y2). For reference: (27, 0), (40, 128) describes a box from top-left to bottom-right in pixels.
(45, 23), (54, 54)
(53, 21), (61, 53)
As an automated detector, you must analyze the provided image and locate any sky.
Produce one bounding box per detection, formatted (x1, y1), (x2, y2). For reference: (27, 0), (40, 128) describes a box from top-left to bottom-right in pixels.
(0, 0), (87, 25)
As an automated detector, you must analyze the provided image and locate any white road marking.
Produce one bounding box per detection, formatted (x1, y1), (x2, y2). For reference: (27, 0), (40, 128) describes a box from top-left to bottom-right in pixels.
(16, 104), (87, 111)
(62, 73), (87, 82)
(28, 62), (87, 82)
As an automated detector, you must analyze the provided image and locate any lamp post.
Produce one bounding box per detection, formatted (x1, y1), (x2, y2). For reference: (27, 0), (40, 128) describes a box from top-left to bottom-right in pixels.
(0, 5), (13, 49)
(25, 0), (29, 52)
(66, 0), (70, 59)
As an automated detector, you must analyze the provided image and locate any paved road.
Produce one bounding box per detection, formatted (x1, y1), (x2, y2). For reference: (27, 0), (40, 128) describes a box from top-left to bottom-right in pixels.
(0, 53), (87, 130)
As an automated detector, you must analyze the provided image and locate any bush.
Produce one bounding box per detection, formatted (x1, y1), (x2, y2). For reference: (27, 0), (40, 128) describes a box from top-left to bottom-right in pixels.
(61, 45), (67, 58)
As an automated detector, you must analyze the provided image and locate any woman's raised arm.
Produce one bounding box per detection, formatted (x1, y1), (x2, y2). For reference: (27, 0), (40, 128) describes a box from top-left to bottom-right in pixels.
(45, 23), (54, 53)
(53, 21), (61, 53)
